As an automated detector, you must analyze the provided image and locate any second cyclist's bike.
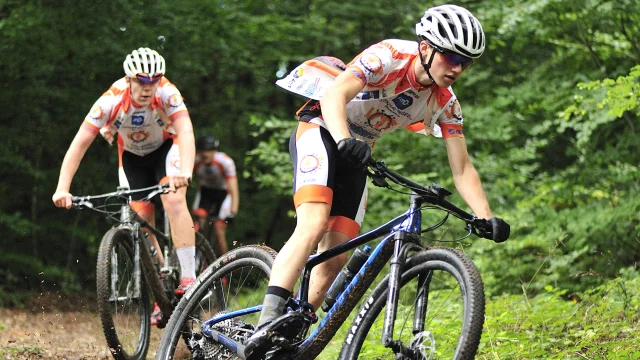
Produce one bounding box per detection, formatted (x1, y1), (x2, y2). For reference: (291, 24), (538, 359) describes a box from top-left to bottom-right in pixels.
(157, 159), (504, 359)
(72, 184), (218, 360)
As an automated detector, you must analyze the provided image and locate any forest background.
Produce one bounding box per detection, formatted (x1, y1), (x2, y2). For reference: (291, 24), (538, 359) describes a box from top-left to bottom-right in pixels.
(1, 0), (639, 358)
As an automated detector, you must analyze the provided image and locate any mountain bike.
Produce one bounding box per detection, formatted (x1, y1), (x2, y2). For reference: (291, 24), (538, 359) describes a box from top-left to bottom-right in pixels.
(71, 184), (218, 360)
(156, 159), (501, 360)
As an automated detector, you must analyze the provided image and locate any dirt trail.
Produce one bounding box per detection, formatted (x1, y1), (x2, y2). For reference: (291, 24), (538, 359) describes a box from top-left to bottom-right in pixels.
(0, 293), (164, 360)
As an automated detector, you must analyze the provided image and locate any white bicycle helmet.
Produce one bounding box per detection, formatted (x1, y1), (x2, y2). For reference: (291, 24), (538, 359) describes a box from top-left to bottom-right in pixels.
(415, 4), (485, 58)
(123, 47), (166, 77)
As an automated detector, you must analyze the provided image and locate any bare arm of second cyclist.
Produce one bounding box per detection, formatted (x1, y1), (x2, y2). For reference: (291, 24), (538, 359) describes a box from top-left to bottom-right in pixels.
(170, 115), (195, 190)
(444, 137), (493, 219)
(319, 71), (366, 142)
(227, 176), (240, 215)
(52, 128), (97, 209)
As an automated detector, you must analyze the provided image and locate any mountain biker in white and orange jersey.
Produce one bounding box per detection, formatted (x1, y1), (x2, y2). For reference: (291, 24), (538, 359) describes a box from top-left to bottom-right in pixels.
(245, 4), (510, 356)
(51, 48), (198, 316)
(192, 134), (240, 256)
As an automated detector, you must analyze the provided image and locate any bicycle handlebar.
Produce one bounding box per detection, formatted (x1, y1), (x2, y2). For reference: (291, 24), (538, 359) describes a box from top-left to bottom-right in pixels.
(367, 158), (494, 239)
(71, 183), (171, 209)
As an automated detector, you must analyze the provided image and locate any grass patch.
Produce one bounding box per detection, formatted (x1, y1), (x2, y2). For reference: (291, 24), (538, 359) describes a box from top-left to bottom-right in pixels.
(318, 275), (640, 359)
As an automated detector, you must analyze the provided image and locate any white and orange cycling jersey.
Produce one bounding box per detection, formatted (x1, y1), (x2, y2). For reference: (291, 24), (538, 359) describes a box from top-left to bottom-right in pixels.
(194, 152), (237, 191)
(275, 39), (464, 144)
(81, 77), (189, 156)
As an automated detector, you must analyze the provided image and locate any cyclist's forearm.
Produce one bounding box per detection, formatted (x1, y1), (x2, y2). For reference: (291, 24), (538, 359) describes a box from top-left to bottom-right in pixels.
(227, 177), (240, 213)
(320, 93), (352, 141)
(453, 166), (492, 219)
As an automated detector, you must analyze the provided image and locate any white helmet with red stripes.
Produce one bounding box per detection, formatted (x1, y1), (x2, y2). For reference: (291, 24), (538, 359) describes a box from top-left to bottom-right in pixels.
(123, 47), (166, 77)
(415, 4), (485, 58)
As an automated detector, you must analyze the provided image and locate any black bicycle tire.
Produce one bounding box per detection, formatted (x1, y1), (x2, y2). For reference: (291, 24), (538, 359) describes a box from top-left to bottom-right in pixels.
(338, 247), (485, 360)
(96, 227), (151, 360)
(156, 244), (278, 359)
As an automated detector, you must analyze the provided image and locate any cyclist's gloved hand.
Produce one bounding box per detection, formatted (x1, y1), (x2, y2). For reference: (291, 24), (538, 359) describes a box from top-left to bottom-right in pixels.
(337, 137), (371, 169)
(488, 217), (510, 243)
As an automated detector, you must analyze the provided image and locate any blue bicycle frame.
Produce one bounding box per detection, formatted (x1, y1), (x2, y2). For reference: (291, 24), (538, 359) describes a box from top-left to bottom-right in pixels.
(200, 192), (449, 358)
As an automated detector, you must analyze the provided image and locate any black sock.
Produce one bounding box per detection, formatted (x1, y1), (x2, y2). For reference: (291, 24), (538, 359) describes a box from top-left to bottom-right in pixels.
(257, 286), (291, 327)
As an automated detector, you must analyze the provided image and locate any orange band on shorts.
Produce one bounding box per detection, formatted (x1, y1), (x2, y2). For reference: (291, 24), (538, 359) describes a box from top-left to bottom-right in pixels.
(192, 208), (207, 218)
(130, 201), (155, 217)
(328, 216), (360, 239)
(293, 185), (333, 208)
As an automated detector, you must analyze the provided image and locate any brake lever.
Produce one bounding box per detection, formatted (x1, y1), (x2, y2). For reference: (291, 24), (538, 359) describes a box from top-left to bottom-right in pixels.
(367, 170), (389, 188)
(72, 198), (94, 209)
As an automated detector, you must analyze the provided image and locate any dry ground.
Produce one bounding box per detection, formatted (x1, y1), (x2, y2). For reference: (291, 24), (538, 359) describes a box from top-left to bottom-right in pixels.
(0, 292), (164, 360)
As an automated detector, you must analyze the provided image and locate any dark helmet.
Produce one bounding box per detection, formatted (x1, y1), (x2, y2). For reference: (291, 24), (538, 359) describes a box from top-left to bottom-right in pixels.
(197, 135), (219, 151)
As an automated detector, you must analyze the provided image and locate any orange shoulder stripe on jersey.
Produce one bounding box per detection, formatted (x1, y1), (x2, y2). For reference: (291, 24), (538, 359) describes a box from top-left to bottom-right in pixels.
(328, 216), (361, 239)
(305, 59), (343, 77)
(81, 120), (100, 135)
(169, 109), (189, 121)
(379, 41), (414, 61)
(440, 123), (464, 138)
(368, 68), (406, 88)
(293, 185), (333, 208)
(405, 122), (425, 133)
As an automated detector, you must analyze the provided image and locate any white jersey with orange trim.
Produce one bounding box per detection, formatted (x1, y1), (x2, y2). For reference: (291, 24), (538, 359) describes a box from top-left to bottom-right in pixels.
(275, 39), (464, 144)
(194, 152), (237, 190)
(81, 77), (189, 156)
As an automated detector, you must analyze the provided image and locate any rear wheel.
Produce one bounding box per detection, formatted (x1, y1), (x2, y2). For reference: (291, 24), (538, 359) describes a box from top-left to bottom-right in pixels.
(96, 227), (150, 360)
(156, 245), (277, 360)
(338, 247), (485, 360)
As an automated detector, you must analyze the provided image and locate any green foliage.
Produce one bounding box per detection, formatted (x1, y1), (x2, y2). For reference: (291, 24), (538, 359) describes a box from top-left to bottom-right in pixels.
(0, 253), (81, 307)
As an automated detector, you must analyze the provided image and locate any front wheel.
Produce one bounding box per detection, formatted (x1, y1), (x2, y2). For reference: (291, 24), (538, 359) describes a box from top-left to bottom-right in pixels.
(339, 247), (485, 360)
(96, 227), (150, 360)
(157, 245), (277, 360)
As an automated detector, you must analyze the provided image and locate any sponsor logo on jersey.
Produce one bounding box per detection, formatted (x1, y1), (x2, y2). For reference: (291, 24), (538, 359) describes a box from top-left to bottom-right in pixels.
(450, 100), (462, 120)
(299, 154), (323, 173)
(295, 79), (308, 91)
(357, 90), (381, 100)
(303, 78), (320, 97)
(448, 127), (463, 136)
(114, 119), (123, 129)
(169, 94), (184, 108)
(128, 130), (149, 143)
(392, 93), (413, 110)
(132, 115), (144, 126)
(294, 67), (304, 78)
(170, 158), (181, 171)
(359, 54), (383, 74)
(89, 105), (105, 120)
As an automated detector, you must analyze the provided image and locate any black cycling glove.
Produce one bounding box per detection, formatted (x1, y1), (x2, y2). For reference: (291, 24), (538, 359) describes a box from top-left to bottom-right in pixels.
(488, 217), (510, 243)
(336, 137), (371, 169)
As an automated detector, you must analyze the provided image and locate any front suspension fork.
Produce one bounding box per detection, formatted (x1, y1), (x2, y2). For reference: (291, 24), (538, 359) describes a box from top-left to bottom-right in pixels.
(382, 232), (428, 349)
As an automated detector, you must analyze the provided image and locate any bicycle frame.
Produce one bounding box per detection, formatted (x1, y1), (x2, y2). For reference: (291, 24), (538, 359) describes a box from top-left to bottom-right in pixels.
(201, 189), (475, 358)
(73, 185), (179, 313)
